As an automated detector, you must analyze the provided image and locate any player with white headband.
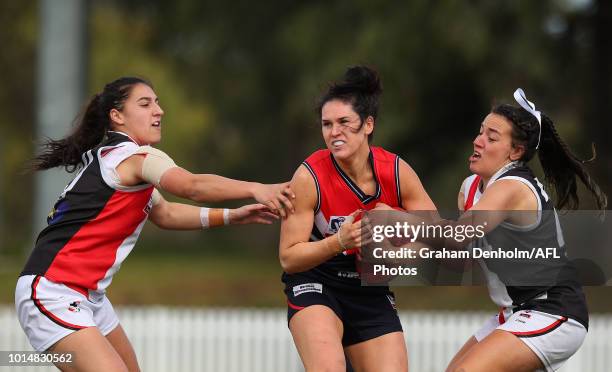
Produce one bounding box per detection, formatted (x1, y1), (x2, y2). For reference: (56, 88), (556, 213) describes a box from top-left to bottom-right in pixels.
(378, 87), (606, 371)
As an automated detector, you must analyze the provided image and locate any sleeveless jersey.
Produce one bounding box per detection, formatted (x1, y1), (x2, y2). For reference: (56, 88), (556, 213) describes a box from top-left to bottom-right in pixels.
(462, 163), (588, 328)
(21, 131), (155, 298)
(282, 147), (403, 291)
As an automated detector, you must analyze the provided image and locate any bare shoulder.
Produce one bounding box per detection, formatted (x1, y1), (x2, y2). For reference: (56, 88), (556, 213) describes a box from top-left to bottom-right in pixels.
(290, 165), (318, 211)
(398, 158), (418, 178)
(477, 179), (534, 210)
(398, 158), (436, 210)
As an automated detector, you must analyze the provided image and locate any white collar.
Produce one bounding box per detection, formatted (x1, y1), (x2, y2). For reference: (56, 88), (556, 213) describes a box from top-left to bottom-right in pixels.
(484, 161), (522, 190)
(108, 131), (142, 145)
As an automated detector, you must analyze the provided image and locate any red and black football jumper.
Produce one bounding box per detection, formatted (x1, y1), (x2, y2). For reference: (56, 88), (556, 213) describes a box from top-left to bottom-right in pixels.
(283, 147), (405, 345)
(21, 131), (154, 297)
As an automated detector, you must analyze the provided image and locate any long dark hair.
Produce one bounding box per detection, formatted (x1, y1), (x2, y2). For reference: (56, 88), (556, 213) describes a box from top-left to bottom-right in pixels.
(32, 77), (151, 172)
(492, 104), (607, 210)
(317, 65), (382, 142)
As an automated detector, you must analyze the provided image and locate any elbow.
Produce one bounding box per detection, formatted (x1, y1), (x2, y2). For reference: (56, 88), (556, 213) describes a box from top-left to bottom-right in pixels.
(149, 210), (171, 230)
(279, 252), (299, 274)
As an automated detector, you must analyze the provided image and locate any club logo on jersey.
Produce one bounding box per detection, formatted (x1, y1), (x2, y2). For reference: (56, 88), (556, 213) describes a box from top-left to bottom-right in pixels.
(144, 195), (154, 215)
(68, 301), (81, 313)
(328, 216), (348, 234)
(47, 199), (69, 225)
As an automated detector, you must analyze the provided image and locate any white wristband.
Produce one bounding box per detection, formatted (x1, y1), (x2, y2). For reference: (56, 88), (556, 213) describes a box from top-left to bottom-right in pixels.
(200, 207), (211, 229)
(223, 208), (230, 225)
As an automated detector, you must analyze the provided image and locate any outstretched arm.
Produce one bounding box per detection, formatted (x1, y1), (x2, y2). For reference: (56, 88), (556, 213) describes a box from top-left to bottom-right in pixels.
(376, 179), (535, 248)
(115, 148), (295, 215)
(149, 190), (277, 230)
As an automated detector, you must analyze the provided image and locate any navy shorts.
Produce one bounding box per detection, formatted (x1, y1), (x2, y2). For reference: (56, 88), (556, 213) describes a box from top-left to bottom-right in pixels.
(284, 279), (403, 346)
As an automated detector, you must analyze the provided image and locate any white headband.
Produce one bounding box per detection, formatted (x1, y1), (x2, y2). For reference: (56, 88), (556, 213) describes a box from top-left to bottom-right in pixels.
(513, 88), (542, 149)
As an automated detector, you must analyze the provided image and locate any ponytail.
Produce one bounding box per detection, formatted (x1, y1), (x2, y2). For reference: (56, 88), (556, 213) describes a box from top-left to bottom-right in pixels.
(31, 77), (150, 173)
(32, 94), (107, 172)
(538, 115), (607, 210)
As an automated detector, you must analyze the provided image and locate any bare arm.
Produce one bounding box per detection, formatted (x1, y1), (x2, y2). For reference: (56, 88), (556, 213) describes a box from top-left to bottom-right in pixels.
(149, 191), (277, 230)
(376, 179), (536, 248)
(148, 194), (204, 230)
(458, 177), (467, 212)
(279, 165), (341, 274)
(438, 179), (535, 247)
(458, 179), (537, 232)
(115, 152), (294, 214)
(160, 167), (260, 202)
(398, 159), (437, 211)
(278, 166), (368, 274)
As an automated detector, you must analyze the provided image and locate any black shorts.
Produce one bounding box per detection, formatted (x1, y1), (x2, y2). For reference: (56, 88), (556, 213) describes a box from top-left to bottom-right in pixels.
(284, 279), (403, 346)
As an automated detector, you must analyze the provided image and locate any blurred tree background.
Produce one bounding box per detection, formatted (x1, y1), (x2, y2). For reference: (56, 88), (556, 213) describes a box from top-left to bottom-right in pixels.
(0, 0), (610, 309)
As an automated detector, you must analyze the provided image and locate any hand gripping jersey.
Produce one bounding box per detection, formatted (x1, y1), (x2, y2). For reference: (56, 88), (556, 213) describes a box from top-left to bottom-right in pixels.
(282, 147), (402, 291)
(462, 163), (588, 329)
(21, 132), (154, 298)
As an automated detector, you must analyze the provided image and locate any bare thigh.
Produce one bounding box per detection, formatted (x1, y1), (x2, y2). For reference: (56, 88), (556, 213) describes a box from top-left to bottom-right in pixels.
(48, 327), (127, 372)
(345, 331), (408, 372)
(289, 305), (346, 372)
(106, 324), (140, 372)
(446, 336), (478, 372)
(449, 330), (543, 372)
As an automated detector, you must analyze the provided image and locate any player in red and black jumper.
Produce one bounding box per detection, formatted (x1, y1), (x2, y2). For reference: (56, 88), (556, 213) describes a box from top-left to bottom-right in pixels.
(279, 66), (437, 372)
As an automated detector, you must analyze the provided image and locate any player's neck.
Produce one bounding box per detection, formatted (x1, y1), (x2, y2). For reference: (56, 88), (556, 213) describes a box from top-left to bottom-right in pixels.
(335, 146), (371, 181)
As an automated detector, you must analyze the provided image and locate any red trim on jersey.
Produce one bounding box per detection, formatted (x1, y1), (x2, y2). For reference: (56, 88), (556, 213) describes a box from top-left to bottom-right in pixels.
(100, 147), (118, 157)
(31, 276), (87, 331)
(304, 147), (401, 261)
(287, 300), (306, 311)
(45, 188), (153, 291)
(510, 316), (568, 337)
(464, 175), (482, 210)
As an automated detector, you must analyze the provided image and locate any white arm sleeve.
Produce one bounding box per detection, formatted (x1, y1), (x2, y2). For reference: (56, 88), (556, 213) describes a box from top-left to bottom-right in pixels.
(151, 188), (163, 206)
(136, 146), (178, 187)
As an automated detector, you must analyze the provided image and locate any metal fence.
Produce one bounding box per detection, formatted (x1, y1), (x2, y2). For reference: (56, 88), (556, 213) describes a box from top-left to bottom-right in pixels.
(1, 306), (610, 371)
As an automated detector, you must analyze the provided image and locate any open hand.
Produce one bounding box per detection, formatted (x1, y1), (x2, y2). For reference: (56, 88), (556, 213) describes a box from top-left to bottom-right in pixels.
(252, 182), (295, 218)
(229, 204), (279, 225)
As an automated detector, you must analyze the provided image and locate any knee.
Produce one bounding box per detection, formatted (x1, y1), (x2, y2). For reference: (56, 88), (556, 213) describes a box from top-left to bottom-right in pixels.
(305, 356), (346, 372)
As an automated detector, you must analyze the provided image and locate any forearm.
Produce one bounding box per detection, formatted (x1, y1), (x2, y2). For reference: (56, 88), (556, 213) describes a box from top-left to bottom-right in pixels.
(189, 174), (258, 202)
(151, 202), (231, 230)
(159, 168), (258, 203)
(151, 202), (202, 230)
(280, 236), (342, 274)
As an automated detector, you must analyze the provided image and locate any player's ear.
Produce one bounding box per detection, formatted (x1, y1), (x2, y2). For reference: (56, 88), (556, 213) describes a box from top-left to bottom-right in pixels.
(510, 143), (525, 161)
(364, 116), (374, 136)
(110, 108), (125, 127)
